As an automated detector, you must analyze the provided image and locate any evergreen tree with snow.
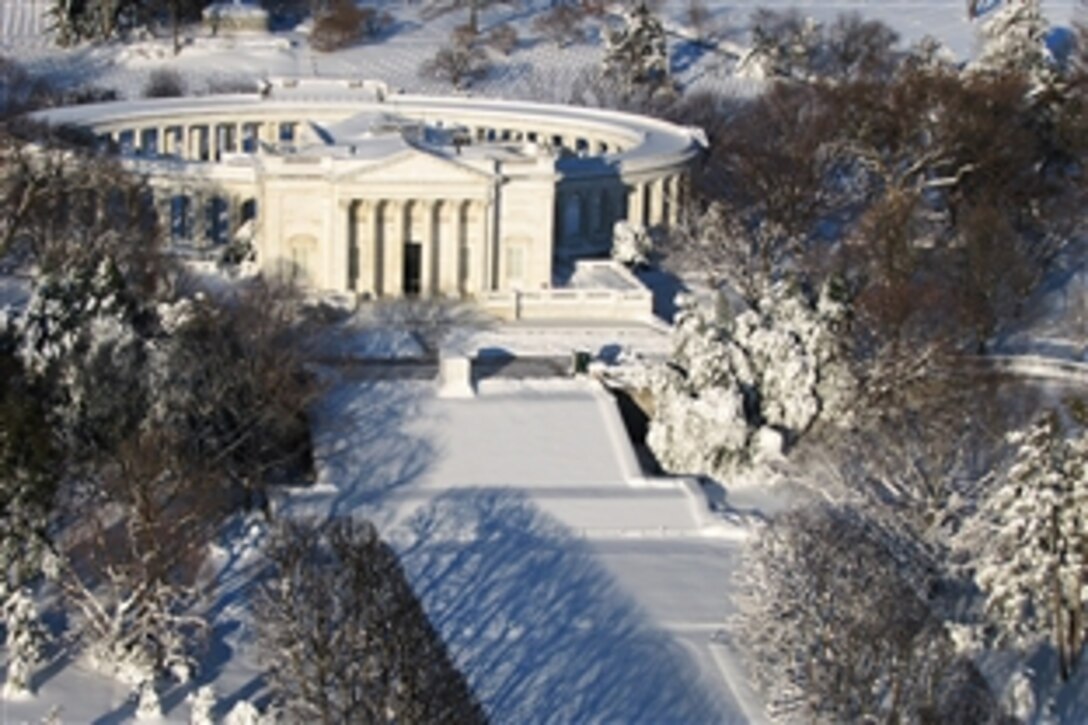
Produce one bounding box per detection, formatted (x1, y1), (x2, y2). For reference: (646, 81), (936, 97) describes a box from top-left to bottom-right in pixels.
(0, 328), (57, 617)
(959, 412), (1088, 680)
(2, 587), (46, 698)
(602, 2), (671, 103)
(17, 255), (152, 460)
(972, 0), (1053, 83)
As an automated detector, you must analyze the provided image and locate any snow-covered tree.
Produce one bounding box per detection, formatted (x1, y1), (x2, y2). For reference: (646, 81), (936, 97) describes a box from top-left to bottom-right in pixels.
(972, 0), (1053, 83)
(738, 10), (900, 82)
(52, 428), (217, 687)
(188, 685), (216, 725)
(419, 0), (515, 35)
(602, 2), (671, 102)
(615, 282), (853, 479)
(958, 412), (1088, 681)
(736, 504), (997, 722)
(2, 587), (47, 697)
(223, 700), (263, 725)
(17, 256), (151, 459)
(737, 9), (824, 82)
(256, 518), (484, 724)
(135, 677), (163, 720)
(0, 329), (58, 599)
(611, 221), (652, 268)
(903, 34), (958, 75)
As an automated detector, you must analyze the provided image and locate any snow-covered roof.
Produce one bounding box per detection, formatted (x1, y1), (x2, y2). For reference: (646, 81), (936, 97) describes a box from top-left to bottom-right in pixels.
(29, 78), (704, 179)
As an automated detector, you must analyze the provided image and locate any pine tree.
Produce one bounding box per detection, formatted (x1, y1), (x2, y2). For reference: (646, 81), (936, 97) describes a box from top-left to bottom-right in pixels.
(961, 412), (1088, 680)
(602, 2), (671, 102)
(2, 587), (47, 697)
(973, 0), (1052, 83)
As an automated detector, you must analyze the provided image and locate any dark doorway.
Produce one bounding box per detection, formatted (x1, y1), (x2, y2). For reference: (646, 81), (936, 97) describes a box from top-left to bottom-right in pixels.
(403, 242), (422, 296)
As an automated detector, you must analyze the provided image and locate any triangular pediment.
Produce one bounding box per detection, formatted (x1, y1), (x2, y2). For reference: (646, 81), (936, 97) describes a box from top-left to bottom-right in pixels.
(333, 146), (494, 185)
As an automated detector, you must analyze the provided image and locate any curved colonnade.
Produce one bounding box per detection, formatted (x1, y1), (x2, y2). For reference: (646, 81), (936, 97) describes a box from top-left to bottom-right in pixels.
(32, 78), (704, 299)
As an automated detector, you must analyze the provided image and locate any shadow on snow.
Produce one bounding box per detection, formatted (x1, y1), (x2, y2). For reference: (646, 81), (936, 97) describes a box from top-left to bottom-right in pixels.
(393, 489), (733, 724)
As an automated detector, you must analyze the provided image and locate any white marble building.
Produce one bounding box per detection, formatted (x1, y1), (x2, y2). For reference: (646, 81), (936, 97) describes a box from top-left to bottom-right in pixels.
(33, 78), (704, 310)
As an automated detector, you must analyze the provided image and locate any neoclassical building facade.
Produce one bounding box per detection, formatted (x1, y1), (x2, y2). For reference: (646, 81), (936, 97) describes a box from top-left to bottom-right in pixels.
(33, 78), (704, 302)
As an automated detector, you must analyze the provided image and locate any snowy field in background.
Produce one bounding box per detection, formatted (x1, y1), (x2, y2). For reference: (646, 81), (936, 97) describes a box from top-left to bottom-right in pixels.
(0, 0), (1080, 101)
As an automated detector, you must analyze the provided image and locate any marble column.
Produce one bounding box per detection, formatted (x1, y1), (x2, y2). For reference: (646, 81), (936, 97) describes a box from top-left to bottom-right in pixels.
(354, 200), (378, 296)
(438, 201), (460, 296)
(665, 175), (680, 226)
(649, 178), (666, 226)
(627, 183), (645, 228)
(420, 200), (438, 297)
(381, 200), (404, 297)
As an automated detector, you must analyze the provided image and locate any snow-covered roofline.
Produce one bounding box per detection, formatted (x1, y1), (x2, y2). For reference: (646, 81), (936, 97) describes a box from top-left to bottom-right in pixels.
(29, 78), (704, 179)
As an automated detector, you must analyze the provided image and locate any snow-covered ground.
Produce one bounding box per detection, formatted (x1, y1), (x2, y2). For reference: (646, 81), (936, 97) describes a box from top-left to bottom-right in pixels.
(1, 376), (778, 722)
(298, 377), (767, 722)
(2, 0), (1086, 721)
(0, 0), (1079, 101)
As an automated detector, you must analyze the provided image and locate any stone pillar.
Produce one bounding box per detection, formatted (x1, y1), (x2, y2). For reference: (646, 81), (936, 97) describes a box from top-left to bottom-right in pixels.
(666, 175), (681, 226)
(649, 178), (666, 226)
(381, 200), (404, 297)
(354, 200), (377, 296)
(459, 201), (475, 295)
(438, 201), (460, 296)
(627, 182), (645, 228)
(420, 200), (437, 297)
(475, 199), (493, 292)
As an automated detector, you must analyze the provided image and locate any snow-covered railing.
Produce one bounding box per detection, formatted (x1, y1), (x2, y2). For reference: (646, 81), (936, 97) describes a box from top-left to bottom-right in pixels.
(479, 285), (652, 322)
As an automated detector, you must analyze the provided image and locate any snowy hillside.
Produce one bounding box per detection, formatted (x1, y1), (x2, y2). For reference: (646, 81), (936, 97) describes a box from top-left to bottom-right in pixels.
(0, 0), (1079, 100)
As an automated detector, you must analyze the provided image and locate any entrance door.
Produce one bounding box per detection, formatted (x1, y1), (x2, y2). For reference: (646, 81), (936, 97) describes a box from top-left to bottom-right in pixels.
(403, 242), (422, 296)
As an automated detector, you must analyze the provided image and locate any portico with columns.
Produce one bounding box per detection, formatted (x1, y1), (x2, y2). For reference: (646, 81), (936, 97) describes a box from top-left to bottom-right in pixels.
(34, 78), (703, 303)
